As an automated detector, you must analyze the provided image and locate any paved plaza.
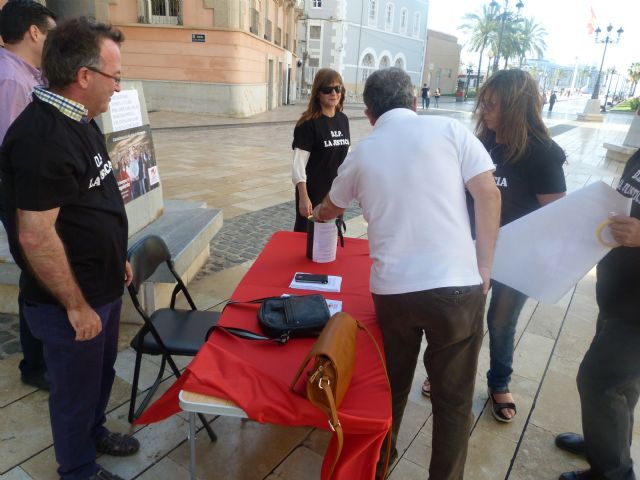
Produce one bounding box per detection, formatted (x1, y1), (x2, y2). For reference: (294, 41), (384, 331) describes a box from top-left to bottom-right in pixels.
(1, 96), (638, 480)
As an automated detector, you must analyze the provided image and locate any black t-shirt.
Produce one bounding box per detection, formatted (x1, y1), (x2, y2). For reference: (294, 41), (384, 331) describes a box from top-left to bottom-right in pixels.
(486, 133), (567, 226)
(596, 149), (640, 322)
(292, 111), (350, 205)
(0, 98), (128, 307)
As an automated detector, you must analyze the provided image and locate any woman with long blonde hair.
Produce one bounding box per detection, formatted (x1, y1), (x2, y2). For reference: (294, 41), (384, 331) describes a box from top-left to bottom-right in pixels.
(473, 69), (566, 422)
(291, 68), (350, 232)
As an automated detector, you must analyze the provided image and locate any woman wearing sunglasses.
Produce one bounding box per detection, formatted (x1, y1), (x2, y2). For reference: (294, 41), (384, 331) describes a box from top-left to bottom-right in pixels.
(472, 69), (566, 422)
(292, 68), (350, 232)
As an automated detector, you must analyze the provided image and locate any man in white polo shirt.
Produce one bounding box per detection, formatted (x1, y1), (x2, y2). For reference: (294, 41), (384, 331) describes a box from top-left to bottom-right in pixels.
(313, 67), (501, 479)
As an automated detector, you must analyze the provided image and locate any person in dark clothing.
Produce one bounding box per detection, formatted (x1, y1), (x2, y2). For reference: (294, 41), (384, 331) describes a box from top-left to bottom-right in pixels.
(555, 149), (640, 480)
(421, 83), (430, 109)
(0, 0), (57, 391)
(291, 68), (350, 233)
(549, 92), (558, 111)
(466, 69), (566, 423)
(0, 17), (139, 480)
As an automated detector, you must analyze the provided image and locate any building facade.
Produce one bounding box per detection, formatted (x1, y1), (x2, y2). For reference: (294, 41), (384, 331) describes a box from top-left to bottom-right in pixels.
(11, 0), (303, 117)
(422, 29), (461, 95)
(297, 0), (429, 98)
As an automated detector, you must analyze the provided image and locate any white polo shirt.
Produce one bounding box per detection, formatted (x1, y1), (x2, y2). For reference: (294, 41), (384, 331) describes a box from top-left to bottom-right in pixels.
(329, 108), (494, 295)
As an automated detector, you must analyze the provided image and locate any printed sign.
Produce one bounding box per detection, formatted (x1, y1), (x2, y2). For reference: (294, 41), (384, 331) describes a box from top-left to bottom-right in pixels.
(192, 33), (206, 42)
(109, 90), (143, 132)
(105, 125), (160, 204)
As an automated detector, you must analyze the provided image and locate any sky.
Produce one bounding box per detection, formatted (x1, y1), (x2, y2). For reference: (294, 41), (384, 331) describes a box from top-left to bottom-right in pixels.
(427, 0), (640, 73)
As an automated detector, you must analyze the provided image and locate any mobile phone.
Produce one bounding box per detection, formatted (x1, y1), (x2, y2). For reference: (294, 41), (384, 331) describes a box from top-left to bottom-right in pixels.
(295, 273), (329, 284)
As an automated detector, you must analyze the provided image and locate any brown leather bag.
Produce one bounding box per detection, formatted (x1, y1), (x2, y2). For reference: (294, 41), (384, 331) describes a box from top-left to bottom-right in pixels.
(290, 312), (391, 479)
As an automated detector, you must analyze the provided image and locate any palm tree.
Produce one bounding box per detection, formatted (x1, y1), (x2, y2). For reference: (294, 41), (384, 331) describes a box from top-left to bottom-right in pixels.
(628, 62), (640, 96)
(514, 17), (547, 67)
(459, 6), (498, 88)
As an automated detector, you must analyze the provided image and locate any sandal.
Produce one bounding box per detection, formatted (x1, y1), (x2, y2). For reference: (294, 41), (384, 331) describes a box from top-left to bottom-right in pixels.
(421, 378), (431, 398)
(96, 431), (140, 457)
(488, 389), (516, 423)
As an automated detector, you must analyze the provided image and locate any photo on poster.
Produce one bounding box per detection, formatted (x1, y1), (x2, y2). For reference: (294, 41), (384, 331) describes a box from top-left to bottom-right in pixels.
(105, 125), (160, 204)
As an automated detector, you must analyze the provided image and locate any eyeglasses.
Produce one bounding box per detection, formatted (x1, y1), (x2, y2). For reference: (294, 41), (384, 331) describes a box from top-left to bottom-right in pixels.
(480, 100), (499, 111)
(85, 66), (122, 85)
(320, 85), (344, 95)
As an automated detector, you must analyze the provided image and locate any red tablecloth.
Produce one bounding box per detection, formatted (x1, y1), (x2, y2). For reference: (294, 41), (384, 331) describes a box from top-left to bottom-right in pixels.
(137, 231), (392, 479)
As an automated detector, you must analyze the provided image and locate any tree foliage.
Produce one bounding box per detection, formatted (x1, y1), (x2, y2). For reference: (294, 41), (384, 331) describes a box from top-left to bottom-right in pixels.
(459, 5), (547, 79)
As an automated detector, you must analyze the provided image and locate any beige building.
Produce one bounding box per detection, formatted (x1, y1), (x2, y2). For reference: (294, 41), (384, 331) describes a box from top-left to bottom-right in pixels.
(422, 29), (461, 95)
(1, 0), (302, 117)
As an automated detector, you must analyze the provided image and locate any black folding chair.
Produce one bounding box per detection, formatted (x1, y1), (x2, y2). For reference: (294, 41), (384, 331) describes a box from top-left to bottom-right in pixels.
(127, 234), (218, 441)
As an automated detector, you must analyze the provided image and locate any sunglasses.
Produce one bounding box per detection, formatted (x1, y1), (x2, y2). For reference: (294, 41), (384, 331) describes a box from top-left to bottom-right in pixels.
(320, 85), (344, 94)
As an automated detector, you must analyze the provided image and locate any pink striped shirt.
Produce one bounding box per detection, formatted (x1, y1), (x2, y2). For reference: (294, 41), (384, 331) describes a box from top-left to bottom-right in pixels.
(0, 47), (44, 143)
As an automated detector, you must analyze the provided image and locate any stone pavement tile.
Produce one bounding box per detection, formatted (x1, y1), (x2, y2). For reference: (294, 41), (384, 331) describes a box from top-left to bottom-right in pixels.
(117, 322), (141, 353)
(508, 423), (589, 480)
(394, 393), (431, 460)
(0, 354), (39, 408)
(99, 410), (187, 480)
(344, 215), (368, 239)
(114, 348), (173, 393)
(233, 194), (294, 212)
(270, 445), (323, 479)
(525, 303), (567, 340)
(529, 364), (582, 435)
(135, 456), (193, 480)
(387, 457), (426, 479)
(0, 390), (52, 473)
(107, 375), (137, 413)
(465, 428), (517, 480)
(403, 416), (432, 468)
(0, 467), (34, 479)
(301, 428), (331, 457)
(20, 446), (57, 480)
(511, 332), (555, 383)
(168, 416), (312, 480)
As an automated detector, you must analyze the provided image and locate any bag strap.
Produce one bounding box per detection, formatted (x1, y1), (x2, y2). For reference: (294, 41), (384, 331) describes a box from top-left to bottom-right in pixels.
(356, 321), (393, 479)
(318, 378), (343, 479)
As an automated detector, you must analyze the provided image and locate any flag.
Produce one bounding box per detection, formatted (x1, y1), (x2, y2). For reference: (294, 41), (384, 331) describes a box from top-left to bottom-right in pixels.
(587, 6), (596, 35)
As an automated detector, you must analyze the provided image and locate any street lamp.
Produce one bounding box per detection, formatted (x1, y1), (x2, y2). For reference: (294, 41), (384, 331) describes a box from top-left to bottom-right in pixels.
(489, 0), (524, 73)
(591, 24), (623, 101)
(465, 66), (474, 99)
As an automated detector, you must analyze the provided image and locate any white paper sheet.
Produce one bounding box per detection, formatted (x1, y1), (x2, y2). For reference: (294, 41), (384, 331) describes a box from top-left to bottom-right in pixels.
(289, 272), (342, 292)
(311, 222), (338, 263)
(491, 181), (631, 304)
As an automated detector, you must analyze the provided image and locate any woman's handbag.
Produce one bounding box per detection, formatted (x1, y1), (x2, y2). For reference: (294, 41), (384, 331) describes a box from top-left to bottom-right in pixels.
(289, 312), (392, 479)
(215, 294), (331, 344)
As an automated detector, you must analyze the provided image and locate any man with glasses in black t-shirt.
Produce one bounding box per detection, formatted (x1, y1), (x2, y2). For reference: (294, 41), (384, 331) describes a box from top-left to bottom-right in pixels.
(0, 17), (138, 480)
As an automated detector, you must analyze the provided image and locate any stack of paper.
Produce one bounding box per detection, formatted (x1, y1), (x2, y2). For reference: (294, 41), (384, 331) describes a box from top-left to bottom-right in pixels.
(289, 273), (342, 292)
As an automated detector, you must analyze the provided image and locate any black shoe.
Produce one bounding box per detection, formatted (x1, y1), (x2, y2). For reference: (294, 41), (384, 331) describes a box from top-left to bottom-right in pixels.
(96, 431), (140, 457)
(20, 371), (50, 391)
(87, 467), (125, 480)
(558, 470), (597, 480)
(555, 432), (586, 456)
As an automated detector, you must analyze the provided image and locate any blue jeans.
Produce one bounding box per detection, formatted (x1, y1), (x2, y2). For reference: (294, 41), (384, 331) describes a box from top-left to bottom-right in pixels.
(25, 298), (122, 480)
(486, 281), (528, 393)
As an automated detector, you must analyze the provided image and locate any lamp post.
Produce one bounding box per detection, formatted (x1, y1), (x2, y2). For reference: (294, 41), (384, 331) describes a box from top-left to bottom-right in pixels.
(591, 24), (623, 101)
(489, 0), (524, 73)
(465, 66), (474, 99)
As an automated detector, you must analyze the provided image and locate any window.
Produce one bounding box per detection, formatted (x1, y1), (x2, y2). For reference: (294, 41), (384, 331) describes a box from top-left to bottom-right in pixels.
(312, 0), (322, 7)
(361, 53), (375, 83)
(265, 19), (272, 41)
(250, 8), (259, 34)
(309, 25), (321, 39)
(308, 57), (320, 67)
(147, 0), (182, 25)
(368, 0), (376, 23)
(385, 3), (394, 31)
(399, 8), (407, 34)
(394, 57), (404, 69)
(412, 12), (420, 37)
(379, 56), (390, 68)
